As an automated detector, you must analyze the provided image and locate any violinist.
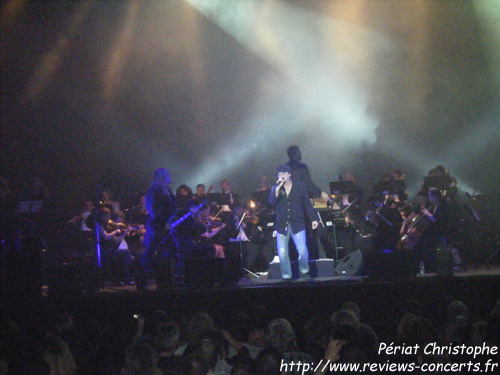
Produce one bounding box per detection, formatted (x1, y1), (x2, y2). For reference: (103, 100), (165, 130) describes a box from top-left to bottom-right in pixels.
(175, 200), (226, 261)
(95, 207), (129, 282)
(128, 195), (148, 225)
(198, 206), (227, 245)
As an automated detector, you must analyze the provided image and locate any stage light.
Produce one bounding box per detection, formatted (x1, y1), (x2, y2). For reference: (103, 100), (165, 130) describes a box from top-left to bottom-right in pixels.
(103, 0), (140, 103)
(0, 0), (27, 29)
(24, 0), (95, 102)
(183, 0), (386, 187)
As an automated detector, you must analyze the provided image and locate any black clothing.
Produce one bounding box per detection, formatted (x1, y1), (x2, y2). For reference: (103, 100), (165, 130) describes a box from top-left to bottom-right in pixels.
(269, 181), (318, 235)
(139, 185), (177, 288)
(371, 205), (403, 251)
(285, 159), (322, 198)
(157, 355), (191, 375)
(413, 201), (448, 273)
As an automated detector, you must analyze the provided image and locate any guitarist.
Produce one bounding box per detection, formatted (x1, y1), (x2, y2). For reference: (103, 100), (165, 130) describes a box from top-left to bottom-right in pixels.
(138, 168), (178, 291)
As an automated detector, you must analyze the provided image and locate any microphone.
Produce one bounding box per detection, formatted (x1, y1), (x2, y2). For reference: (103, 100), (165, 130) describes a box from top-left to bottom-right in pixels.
(276, 178), (284, 185)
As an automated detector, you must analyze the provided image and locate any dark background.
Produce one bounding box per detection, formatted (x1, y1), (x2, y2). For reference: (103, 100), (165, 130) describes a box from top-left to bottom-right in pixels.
(1, 0), (499, 254)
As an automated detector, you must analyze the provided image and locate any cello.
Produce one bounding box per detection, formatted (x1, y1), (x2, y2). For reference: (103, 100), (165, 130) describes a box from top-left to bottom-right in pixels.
(397, 201), (437, 250)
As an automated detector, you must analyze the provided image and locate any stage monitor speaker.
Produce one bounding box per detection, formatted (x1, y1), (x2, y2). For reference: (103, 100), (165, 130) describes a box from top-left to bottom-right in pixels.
(334, 250), (363, 276)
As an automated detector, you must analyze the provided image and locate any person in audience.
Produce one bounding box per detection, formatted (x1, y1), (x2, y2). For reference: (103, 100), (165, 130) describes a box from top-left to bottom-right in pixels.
(301, 316), (332, 362)
(224, 310), (263, 358)
(338, 302), (378, 359)
(254, 347), (283, 375)
(122, 341), (162, 375)
(264, 318), (315, 375)
(42, 336), (77, 375)
(187, 329), (230, 375)
(153, 322), (190, 375)
(179, 312), (217, 357)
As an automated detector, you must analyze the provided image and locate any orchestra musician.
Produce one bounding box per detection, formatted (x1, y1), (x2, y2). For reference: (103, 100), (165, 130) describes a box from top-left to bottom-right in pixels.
(269, 164), (319, 280)
(341, 172), (364, 227)
(365, 195), (403, 251)
(258, 176), (271, 191)
(220, 179), (240, 208)
(175, 199), (226, 260)
(342, 173), (363, 206)
(285, 145), (330, 201)
(391, 168), (408, 202)
(68, 200), (94, 233)
(399, 190), (429, 238)
(100, 190), (120, 213)
(250, 176), (272, 214)
(399, 189), (448, 273)
(95, 207), (130, 283)
(194, 183), (207, 203)
(127, 195), (148, 226)
(176, 184), (193, 210)
(422, 165), (458, 197)
(138, 168), (179, 291)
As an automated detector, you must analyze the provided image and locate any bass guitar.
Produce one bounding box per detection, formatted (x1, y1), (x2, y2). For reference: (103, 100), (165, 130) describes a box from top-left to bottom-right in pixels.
(162, 199), (208, 241)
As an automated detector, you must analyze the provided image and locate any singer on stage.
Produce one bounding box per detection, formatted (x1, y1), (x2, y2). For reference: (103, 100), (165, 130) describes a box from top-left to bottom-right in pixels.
(269, 164), (319, 280)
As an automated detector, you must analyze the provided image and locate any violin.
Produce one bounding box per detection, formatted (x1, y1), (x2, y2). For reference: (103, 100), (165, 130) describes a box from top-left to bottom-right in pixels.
(205, 219), (224, 228)
(107, 220), (129, 230)
(106, 220), (142, 234)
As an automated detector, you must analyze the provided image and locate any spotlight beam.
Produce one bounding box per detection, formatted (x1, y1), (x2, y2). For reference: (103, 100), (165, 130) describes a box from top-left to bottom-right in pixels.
(183, 0), (385, 186)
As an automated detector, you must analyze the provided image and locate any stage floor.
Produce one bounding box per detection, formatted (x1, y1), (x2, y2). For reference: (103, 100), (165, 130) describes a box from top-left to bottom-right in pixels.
(62, 264), (500, 295)
(29, 264), (500, 344)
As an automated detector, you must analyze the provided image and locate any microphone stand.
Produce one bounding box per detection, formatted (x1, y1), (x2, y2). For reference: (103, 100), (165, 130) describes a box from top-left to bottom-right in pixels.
(95, 183), (103, 289)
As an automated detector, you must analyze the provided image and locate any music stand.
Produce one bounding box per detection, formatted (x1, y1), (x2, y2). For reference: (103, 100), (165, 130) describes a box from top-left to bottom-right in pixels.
(423, 175), (454, 191)
(374, 180), (394, 196)
(255, 213), (278, 268)
(329, 181), (353, 196)
(231, 212), (260, 278)
(328, 182), (355, 263)
(251, 190), (271, 208)
(17, 200), (43, 214)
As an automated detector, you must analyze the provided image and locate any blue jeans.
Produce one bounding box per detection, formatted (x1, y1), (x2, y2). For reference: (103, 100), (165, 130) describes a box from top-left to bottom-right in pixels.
(277, 225), (309, 278)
